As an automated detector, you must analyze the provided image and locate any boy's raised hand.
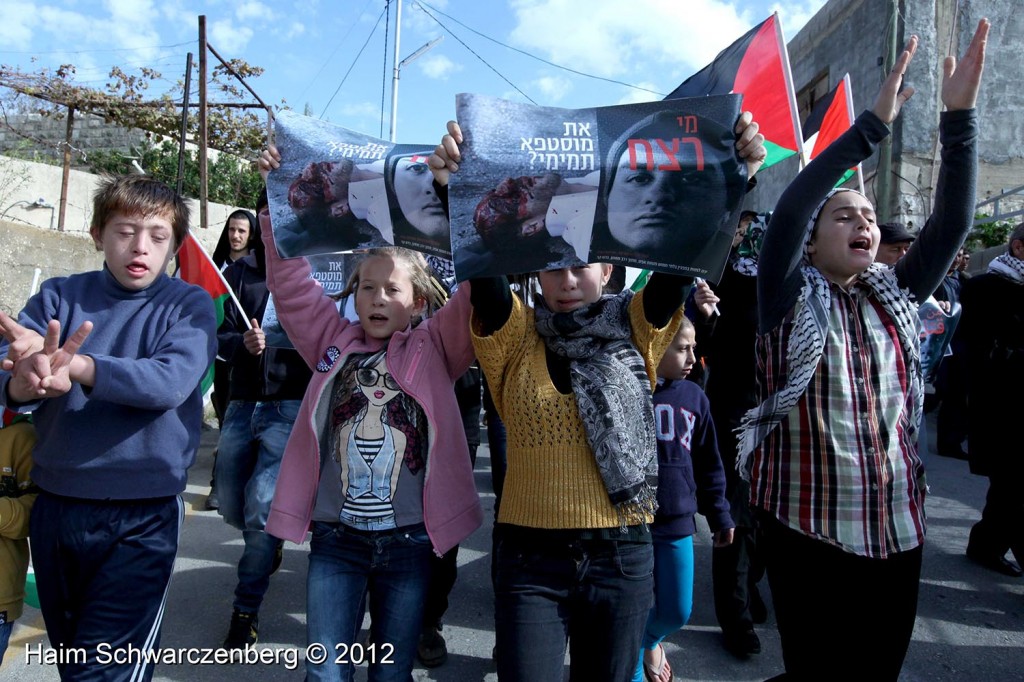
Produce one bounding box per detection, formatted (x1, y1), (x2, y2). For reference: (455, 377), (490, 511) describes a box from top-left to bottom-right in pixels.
(872, 35), (919, 124)
(0, 311), (44, 371)
(428, 120), (463, 187)
(7, 319), (93, 401)
(943, 18), (990, 111)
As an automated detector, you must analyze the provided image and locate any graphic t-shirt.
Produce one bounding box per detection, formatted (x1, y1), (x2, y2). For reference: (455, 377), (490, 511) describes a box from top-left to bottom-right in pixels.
(312, 350), (427, 529)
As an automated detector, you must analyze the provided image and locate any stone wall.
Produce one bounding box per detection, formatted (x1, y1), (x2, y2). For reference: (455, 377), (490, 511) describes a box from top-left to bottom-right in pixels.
(744, 0), (1023, 229)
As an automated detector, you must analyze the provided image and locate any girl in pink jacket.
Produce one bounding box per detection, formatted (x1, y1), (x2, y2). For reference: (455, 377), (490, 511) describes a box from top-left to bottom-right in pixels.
(258, 147), (482, 682)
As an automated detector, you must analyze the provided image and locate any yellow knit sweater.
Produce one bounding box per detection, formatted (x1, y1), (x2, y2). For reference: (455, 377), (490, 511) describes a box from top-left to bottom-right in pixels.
(0, 421), (37, 624)
(472, 290), (682, 529)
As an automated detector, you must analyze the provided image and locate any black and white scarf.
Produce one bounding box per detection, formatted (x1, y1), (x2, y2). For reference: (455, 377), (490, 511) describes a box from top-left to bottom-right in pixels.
(534, 290), (658, 525)
(988, 253), (1024, 284)
(736, 189), (923, 477)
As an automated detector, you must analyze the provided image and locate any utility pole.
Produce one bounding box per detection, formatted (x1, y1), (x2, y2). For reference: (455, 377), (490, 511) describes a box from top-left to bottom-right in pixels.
(176, 52), (193, 197)
(389, 0), (403, 143)
(198, 15), (209, 230)
(874, 0), (900, 221)
(57, 107), (73, 232)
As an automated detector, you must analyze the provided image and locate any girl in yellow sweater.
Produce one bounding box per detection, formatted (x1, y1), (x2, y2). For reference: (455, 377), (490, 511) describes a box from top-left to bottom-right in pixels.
(429, 117), (765, 681)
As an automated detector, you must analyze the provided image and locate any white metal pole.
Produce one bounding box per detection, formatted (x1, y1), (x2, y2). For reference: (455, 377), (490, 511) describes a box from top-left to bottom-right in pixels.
(389, 0), (403, 142)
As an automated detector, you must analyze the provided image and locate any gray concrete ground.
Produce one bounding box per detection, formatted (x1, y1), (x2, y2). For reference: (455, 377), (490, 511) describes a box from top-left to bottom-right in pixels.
(2, 410), (1023, 681)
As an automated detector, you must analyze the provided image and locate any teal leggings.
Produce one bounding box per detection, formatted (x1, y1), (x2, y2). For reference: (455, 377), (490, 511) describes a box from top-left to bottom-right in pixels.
(632, 534), (694, 682)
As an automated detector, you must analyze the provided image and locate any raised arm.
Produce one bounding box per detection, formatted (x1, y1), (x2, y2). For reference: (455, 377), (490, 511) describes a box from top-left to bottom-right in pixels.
(258, 146), (355, 368)
(894, 19), (988, 301)
(758, 36), (919, 333)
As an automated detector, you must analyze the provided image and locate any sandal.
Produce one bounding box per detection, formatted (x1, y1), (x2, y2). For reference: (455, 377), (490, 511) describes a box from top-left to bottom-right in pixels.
(642, 643), (673, 682)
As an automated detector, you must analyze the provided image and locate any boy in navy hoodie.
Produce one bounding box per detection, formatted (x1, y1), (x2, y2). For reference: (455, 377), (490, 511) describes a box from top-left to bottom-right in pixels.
(0, 175), (217, 681)
(633, 316), (734, 682)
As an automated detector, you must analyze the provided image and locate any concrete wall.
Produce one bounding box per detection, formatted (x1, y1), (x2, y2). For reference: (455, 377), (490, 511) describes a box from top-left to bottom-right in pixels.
(746, 0), (1024, 229)
(0, 155), (242, 317)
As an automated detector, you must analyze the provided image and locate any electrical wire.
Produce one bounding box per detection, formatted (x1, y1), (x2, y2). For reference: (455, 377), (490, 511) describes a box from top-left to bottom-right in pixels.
(0, 42), (193, 55)
(296, 0), (377, 102)
(415, 0), (666, 97)
(320, 4), (388, 119)
(414, 1), (535, 104)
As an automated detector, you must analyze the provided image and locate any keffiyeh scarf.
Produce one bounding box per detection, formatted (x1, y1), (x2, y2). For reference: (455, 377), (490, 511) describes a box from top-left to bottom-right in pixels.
(988, 253), (1024, 284)
(736, 189), (923, 477)
(534, 290), (658, 525)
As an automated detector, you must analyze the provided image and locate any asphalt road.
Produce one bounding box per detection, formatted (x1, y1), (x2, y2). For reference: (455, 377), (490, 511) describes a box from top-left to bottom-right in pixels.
(3, 410), (1023, 681)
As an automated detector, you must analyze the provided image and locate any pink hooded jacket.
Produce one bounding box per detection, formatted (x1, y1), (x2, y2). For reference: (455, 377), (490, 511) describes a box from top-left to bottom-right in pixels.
(260, 213), (482, 554)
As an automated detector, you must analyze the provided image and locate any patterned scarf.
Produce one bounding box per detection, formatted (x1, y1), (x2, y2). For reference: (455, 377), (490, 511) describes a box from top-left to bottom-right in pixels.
(988, 253), (1024, 284)
(534, 290), (658, 525)
(736, 189), (923, 477)
(731, 213), (769, 277)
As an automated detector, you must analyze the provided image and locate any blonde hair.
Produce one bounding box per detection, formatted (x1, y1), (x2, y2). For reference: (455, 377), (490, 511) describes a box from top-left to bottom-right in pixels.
(339, 247), (442, 325)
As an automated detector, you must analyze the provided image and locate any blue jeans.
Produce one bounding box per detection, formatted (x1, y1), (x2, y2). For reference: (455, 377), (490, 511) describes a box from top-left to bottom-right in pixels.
(216, 400), (299, 612)
(494, 526), (654, 682)
(306, 521), (433, 682)
(633, 534), (694, 682)
(0, 620), (12, 665)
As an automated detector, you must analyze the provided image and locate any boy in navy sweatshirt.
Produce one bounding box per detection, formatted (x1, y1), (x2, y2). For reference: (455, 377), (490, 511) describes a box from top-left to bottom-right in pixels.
(0, 175), (217, 681)
(633, 316), (734, 682)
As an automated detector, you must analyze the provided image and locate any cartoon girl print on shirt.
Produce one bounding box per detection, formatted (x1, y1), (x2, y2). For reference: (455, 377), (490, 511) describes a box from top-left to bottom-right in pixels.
(331, 350), (426, 530)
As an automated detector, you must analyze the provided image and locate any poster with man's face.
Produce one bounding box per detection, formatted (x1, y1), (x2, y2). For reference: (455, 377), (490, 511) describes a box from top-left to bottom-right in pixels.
(449, 93), (748, 282)
(267, 111), (452, 259)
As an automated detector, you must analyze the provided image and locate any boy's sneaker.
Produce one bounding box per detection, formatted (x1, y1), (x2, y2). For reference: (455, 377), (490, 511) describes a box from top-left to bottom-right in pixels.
(417, 623), (448, 667)
(223, 610), (259, 649)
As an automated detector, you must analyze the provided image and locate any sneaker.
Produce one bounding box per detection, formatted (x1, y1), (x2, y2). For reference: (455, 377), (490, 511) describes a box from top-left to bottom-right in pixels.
(723, 627), (761, 658)
(223, 609), (258, 649)
(417, 623), (448, 667)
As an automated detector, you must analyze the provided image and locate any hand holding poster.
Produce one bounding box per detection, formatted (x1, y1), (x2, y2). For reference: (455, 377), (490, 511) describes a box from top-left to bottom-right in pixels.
(449, 93), (748, 281)
(266, 110), (451, 259)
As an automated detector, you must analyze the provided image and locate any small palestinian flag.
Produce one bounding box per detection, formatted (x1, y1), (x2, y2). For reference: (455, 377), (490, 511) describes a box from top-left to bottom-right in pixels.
(177, 232), (235, 397)
(802, 73), (863, 191)
(667, 13), (803, 170)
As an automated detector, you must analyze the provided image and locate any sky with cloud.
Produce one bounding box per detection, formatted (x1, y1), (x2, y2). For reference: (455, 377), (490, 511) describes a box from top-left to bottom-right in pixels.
(1, 0), (828, 148)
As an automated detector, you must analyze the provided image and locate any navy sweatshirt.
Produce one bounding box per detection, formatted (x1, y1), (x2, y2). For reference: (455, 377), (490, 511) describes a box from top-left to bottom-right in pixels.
(652, 378), (733, 539)
(0, 268), (217, 499)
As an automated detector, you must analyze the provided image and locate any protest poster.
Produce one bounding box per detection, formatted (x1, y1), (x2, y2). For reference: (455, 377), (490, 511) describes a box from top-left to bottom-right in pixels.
(263, 253), (358, 348)
(919, 299), (961, 384)
(449, 93), (748, 281)
(267, 110), (450, 259)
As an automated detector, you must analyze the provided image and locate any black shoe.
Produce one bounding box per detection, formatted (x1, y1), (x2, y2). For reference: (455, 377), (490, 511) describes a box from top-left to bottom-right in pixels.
(417, 623), (448, 667)
(223, 609), (259, 649)
(966, 549), (1023, 577)
(205, 481), (220, 511)
(723, 627), (761, 658)
(270, 544), (284, 575)
(749, 589), (768, 625)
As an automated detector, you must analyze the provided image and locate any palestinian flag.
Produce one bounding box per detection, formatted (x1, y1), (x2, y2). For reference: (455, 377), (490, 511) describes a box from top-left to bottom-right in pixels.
(667, 13), (803, 170)
(802, 73), (863, 191)
(177, 231), (232, 397)
(1, 407), (29, 428)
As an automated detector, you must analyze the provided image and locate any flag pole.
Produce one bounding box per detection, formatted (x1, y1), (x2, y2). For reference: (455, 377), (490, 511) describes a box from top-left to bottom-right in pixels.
(843, 74), (866, 195)
(774, 12), (806, 170)
(185, 231), (253, 331)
